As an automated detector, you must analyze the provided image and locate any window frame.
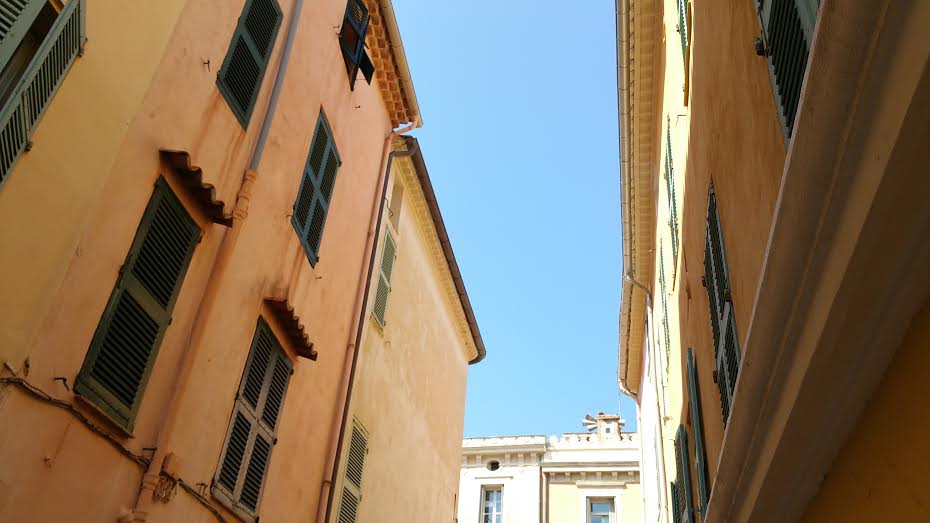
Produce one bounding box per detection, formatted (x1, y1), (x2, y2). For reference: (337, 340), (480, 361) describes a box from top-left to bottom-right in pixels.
(587, 497), (615, 523)
(479, 484), (504, 523)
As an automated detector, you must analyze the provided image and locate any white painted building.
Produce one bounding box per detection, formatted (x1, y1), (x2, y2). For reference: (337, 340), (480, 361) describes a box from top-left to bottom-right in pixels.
(458, 414), (642, 523)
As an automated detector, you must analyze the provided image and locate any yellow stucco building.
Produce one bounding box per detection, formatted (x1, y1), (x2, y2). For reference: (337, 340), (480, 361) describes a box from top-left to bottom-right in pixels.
(618, 0), (930, 521)
(0, 1), (484, 522)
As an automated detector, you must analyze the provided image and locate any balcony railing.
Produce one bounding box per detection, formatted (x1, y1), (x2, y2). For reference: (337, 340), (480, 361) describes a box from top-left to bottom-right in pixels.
(0, 0), (85, 185)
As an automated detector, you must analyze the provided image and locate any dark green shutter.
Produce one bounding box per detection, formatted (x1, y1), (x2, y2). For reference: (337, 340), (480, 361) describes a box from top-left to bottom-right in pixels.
(371, 230), (397, 327)
(659, 242), (671, 356)
(687, 348), (710, 514)
(665, 118), (679, 261)
(214, 318), (292, 519)
(292, 111), (341, 265)
(0, 0), (46, 70)
(217, 0), (282, 128)
(704, 184), (740, 425)
(338, 421), (369, 523)
(675, 426), (695, 523)
(670, 480), (682, 523)
(756, 0), (818, 139)
(75, 178), (199, 431)
(676, 0), (688, 63)
(338, 0), (374, 90)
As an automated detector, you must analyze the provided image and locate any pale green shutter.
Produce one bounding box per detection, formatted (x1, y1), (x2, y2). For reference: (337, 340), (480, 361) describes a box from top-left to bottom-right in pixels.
(292, 111), (340, 265)
(0, 0), (45, 69)
(217, 0), (282, 127)
(371, 230), (397, 327)
(75, 178), (199, 431)
(675, 426), (695, 523)
(687, 348), (710, 514)
(338, 421), (369, 523)
(214, 318), (292, 519)
(665, 118), (679, 260)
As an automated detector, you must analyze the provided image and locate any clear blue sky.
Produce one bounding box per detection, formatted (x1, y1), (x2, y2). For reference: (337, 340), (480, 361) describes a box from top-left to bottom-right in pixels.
(392, 0), (637, 437)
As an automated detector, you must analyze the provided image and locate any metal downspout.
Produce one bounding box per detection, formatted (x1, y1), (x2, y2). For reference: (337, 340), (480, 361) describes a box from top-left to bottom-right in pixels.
(317, 119), (419, 523)
(121, 1), (304, 520)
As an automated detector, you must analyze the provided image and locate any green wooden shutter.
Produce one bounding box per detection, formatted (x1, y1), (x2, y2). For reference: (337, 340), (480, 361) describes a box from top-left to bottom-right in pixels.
(338, 421), (369, 523)
(292, 111), (340, 265)
(214, 318), (292, 519)
(670, 480), (682, 523)
(75, 178), (199, 431)
(0, 0), (46, 70)
(675, 426), (695, 523)
(676, 0), (688, 63)
(687, 348), (710, 514)
(756, 0), (818, 139)
(338, 0), (374, 90)
(665, 118), (679, 261)
(217, 0), (282, 128)
(703, 184), (741, 425)
(371, 230), (397, 327)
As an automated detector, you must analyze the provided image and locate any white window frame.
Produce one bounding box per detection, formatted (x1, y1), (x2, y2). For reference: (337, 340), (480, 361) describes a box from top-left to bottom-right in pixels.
(588, 497), (616, 523)
(478, 484), (504, 523)
(577, 487), (624, 523)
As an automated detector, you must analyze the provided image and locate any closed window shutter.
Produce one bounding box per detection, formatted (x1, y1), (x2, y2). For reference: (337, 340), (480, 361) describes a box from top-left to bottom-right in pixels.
(0, 0), (46, 70)
(703, 184), (740, 424)
(338, 421), (369, 523)
(659, 242), (671, 356)
(675, 426), (695, 523)
(687, 348), (710, 513)
(371, 230), (397, 327)
(292, 112), (340, 265)
(338, 0), (374, 90)
(665, 118), (679, 260)
(214, 318), (292, 519)
(676, 0), (688, 63)
(217, 0), (282, 127)
(670, 480), (682, 523)
(75, 178), (199, 430)
(757, 0), (818, 139)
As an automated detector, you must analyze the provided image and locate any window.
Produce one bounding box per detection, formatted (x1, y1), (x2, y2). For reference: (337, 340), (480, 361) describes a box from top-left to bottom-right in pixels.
(754, 0), (818, 139)
(588, 499), (614, 523)
(0, 0), (85, 184)
(371, 229), (397, 327)
(339, 0), (375, 90)
(703, 184), (740, 424)
(75, 178), (199, 431)
(480, 486), (503, 523)
(665, 118), (679, 261)
(292, 111), (340, 265)
(217, 0), (282, 128)
(686, 348), (710, 514)
(674, 426), (695, 523)
(337, 420), (369, 523)
(213, 318), (292, 521)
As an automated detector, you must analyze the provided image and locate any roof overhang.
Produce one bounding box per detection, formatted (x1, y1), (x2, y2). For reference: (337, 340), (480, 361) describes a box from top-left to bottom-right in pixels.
(365, 0), (422, 128)
(617, 0), (660, 399)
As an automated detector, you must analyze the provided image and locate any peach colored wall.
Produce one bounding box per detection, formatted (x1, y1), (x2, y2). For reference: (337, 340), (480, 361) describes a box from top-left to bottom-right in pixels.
(670, 0), (785, 493)
(801, 298), (930, 522)
(331, 156), (472, 522)
(0, 0), (403, 520)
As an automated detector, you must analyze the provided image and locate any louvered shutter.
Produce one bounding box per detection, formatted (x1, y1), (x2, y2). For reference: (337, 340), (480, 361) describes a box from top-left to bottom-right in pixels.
(703, 184), (741, 425)
(338, 0), (374, 90)
(674, 426), (695, 523)
(217, 0), (282, 127)
(676, 0), (688, 63)
(213, 318), (292, 519)
(292, 112), (340, 265)
(687, 349), (710, 514)
(0, 0), (45, 70)
(756, 0), (818, 139)
(665, 119), (679, 260)
(371, 230), (397, 327)
(670, 480), (682, 523)
(338, 421), (369, 523)
(75, 178), (199, 430)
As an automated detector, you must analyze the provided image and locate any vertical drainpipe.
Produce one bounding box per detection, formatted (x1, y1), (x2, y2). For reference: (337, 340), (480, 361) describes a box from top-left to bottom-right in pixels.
(121, 0), (304, 521)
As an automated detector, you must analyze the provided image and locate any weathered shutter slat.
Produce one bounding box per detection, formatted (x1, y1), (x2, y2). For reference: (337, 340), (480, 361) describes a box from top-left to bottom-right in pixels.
(76, 179), (199, 430)
(218, 411), (252, 492)
(372, 231), (396, 326)
(338, 421), (368, 523)
(240, 433), (272, 510)
(687, 348), (710, 513)
(338, 487), (360, 523)
(758, 0), (815, 139)
(217, 0), (282, 127)
(0, 0), (45, 70)
(261, 354), (291, 429)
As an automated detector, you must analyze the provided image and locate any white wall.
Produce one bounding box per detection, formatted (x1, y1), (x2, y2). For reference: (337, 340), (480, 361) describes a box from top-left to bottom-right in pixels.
(458, 453), (541, 523)
(638, 320), (666, 523)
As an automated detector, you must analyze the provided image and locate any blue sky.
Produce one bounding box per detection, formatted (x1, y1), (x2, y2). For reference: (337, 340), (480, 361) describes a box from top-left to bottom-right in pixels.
(392, 0), (637, 437)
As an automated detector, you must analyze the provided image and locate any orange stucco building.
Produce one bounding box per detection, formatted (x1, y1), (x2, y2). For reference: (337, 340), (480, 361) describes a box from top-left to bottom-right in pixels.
(0, 0), (464, 521)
